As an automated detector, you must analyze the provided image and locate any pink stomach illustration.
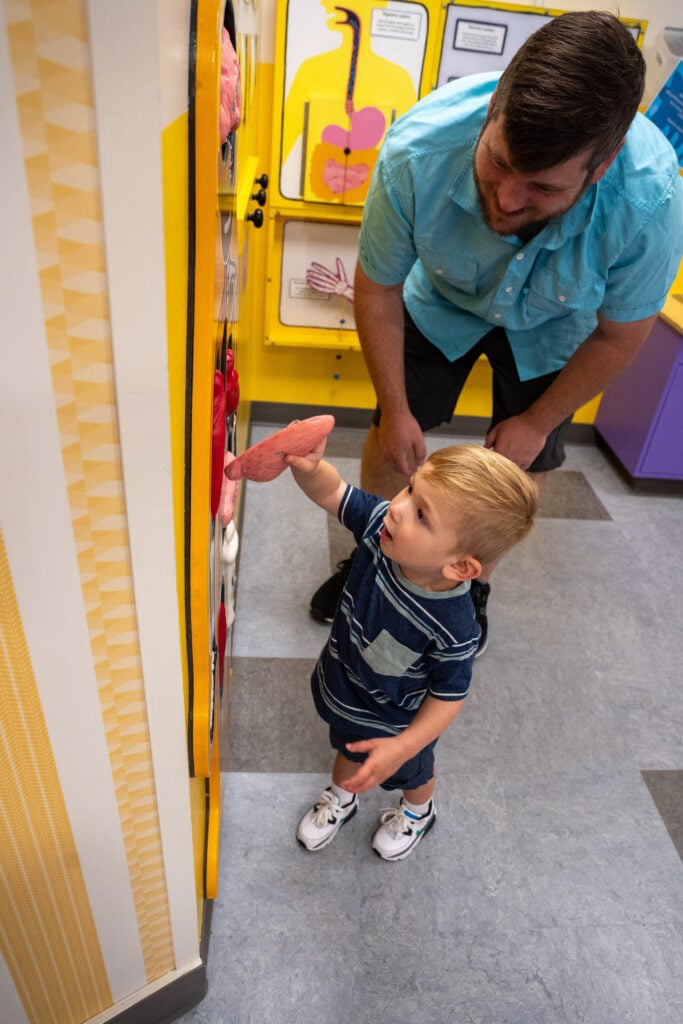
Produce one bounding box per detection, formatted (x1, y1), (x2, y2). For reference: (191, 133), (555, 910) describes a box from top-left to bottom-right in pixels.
(321, 106), (386, 150)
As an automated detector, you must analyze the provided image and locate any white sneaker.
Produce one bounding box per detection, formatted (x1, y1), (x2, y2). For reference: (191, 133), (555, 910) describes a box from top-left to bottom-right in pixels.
(372, 798), (436, 861)
(296, 788), (359, 851)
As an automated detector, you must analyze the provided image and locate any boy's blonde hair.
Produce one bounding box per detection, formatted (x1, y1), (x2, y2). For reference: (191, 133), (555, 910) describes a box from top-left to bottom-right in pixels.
(423, 444), (538, 566)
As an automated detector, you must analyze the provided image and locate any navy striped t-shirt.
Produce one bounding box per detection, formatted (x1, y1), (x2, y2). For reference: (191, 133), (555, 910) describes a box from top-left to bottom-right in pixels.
(311, 485), (479, 738)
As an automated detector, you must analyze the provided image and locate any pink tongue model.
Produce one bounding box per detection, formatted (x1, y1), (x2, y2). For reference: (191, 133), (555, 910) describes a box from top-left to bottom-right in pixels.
(225, 415), (335, 482)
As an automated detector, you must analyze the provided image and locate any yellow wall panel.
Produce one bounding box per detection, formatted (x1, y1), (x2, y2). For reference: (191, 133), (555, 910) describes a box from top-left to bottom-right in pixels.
(5, 0), (174, 988)
(0, 531), (112, 1024)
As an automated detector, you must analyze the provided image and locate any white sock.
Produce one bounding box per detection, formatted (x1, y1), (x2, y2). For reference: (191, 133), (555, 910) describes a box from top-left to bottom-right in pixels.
(330, 781), (354, 806)
(402, 797), (431, 817)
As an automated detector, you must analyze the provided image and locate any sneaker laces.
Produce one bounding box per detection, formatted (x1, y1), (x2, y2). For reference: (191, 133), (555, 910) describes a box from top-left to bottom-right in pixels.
(378, 805), (413, 838)
(331, 556), (354, 581)
(311, 790), (344, 828)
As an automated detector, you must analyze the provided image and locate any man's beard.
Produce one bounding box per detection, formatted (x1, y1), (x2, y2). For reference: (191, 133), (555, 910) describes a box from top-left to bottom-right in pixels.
(474, 169), (549, 237)
(473, 161), (589, 238)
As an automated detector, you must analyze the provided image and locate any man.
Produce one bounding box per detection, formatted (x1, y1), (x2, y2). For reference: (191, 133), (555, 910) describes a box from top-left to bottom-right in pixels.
(310, 11), (683, 652)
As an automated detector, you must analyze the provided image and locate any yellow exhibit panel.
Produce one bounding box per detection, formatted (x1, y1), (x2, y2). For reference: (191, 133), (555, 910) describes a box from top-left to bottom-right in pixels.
(276, 0), (431, 208)
(251, 0), (445, 410)
(185, 0), (245, 789)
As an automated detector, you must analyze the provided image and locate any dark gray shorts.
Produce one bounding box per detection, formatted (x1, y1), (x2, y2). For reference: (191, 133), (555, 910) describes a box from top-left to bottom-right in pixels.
(330, 726), (437, 792)
(371, 308), (572, 473)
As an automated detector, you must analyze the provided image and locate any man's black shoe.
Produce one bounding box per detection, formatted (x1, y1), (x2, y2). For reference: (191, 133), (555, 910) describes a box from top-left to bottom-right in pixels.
(310, 552), (355, 623)
(470, 580), (490, 657)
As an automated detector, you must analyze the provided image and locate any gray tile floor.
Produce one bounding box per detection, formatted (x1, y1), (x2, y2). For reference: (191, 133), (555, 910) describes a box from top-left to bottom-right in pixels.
(178, 421), (683, 1024)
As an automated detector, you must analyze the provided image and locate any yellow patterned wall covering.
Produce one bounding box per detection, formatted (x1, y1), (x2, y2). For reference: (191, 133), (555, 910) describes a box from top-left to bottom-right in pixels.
(0, 531), (112, 1023)
(5, 0), (174, 985)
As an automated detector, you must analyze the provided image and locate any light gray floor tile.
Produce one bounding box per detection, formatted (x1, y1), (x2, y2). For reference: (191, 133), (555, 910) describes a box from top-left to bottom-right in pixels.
(177, 774), (683, 1024)
(354, 920), (683, 1024)
(178, 430), (683, 1024)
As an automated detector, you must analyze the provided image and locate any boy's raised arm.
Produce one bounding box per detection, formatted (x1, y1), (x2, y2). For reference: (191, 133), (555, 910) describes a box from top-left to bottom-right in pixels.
(286, 440), (348, 518)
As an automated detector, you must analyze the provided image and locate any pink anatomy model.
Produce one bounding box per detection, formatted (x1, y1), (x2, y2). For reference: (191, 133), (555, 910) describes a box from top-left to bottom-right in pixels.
(225, 415), (336, 482)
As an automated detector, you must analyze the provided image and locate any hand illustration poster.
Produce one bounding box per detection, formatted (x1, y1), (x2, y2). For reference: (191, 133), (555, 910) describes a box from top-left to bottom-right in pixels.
(279, 1), (428, 205)
(279, 220), (360, 330)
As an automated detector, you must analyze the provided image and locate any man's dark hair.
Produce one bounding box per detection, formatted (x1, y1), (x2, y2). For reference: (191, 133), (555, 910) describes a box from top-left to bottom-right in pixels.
(489, 11), (645, 174)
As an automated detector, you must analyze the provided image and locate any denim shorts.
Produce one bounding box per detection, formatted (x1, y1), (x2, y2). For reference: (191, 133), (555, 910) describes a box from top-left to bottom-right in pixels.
(371, 307), (572, 473)
(329, 726), (437, 792)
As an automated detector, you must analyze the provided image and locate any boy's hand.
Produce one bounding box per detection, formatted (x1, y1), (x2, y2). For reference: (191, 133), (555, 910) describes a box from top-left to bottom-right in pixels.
(341, 737), (409, 793)
(286, 432), (345, 515)
(285, 433), (327, 475)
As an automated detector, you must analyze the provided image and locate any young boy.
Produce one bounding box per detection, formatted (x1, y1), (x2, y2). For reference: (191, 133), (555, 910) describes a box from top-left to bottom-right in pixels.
(286, 439), (538, 861)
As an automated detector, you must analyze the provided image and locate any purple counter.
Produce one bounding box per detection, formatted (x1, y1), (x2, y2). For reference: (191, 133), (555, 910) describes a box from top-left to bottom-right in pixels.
(594, 315), (683, 481)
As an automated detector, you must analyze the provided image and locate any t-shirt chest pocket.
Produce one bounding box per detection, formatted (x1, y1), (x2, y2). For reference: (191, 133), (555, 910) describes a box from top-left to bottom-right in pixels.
(362, 630), (418, 676)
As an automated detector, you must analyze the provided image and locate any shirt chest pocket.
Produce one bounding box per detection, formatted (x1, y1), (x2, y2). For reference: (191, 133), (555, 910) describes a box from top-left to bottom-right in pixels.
(417, 246), (479, 295)
(362, 630), (418, 677)
(525, 274), (605, 318)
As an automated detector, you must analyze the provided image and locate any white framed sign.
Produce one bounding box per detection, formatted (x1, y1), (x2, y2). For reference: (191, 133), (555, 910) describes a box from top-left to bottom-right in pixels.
(436, 3), (644, 87)
(454, 18), (507, 56)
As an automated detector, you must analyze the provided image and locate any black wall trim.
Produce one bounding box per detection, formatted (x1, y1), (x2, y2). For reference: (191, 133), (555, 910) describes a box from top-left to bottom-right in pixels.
(105, 902), (214, 1024)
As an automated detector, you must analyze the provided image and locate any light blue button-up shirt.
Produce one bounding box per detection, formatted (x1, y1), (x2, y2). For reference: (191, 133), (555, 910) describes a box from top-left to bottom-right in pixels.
(358, 73), (683, 381)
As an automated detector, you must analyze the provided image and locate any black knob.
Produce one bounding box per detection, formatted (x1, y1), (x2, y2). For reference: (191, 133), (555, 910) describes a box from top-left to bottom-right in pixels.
(247, 208), (264, 228)
(250, 189), (267, 206)
(254, 173), (269, 189)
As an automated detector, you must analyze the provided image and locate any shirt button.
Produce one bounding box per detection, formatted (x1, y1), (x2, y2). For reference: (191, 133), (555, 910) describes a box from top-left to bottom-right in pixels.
(494, 313), (502, 319)
(505, 286), (512, 293)
(558, 295), (567, 302)
(516, 253), (525, 261)
(435, 268), (443, 275)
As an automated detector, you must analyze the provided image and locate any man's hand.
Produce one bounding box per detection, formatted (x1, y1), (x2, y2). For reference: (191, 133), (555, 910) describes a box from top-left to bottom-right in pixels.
(485, 313), (658, 471)
(378, 409), (427, 477)
(485, 412), (547, 471)
(341, 736), (409, 793)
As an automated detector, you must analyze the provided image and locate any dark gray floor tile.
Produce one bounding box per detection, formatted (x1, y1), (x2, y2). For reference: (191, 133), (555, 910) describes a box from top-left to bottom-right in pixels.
(642, 770), (683, 861)
(221, 657), (331, 773)
(322, 424), (366, 459)
(539, 469), (612, 520)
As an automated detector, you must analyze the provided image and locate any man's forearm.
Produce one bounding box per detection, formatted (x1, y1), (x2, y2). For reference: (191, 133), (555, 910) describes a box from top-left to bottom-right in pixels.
(523, 313), (657, 435)
(354, 265), (408, 414)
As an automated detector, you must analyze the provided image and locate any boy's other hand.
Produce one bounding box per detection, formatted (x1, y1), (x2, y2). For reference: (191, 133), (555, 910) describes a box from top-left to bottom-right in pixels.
(342, 737), (408, 793)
